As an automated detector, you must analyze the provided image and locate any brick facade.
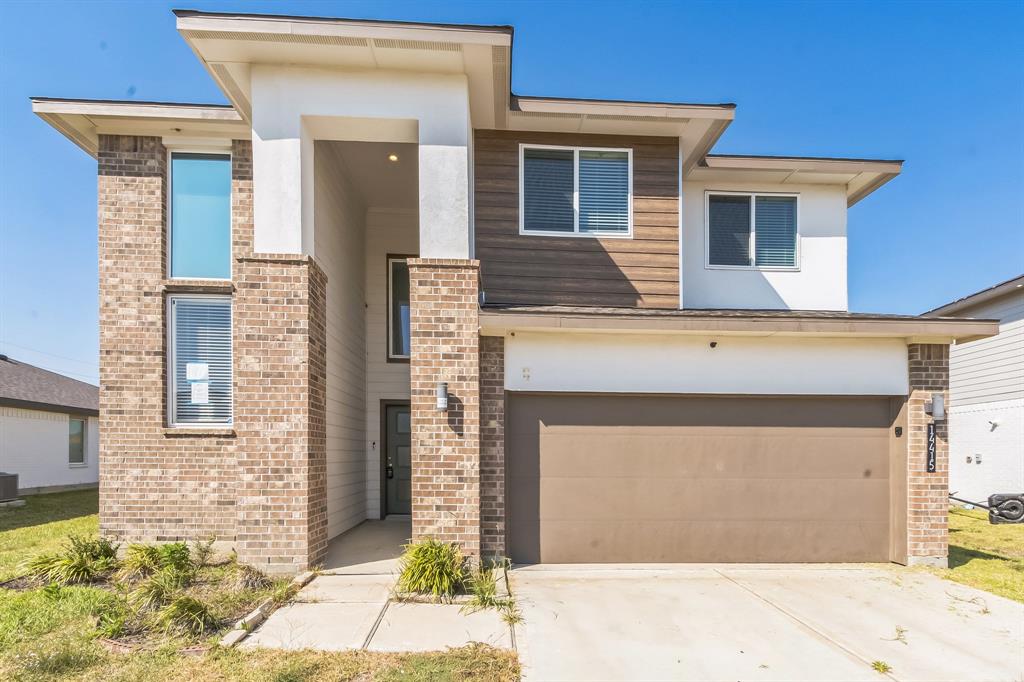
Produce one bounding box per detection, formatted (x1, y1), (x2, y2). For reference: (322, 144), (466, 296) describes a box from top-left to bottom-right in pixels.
(479, 335), (506, 558)
(407, 259), (482, 557)
(97, 136), (327, 573)
(905, 343), (950, 566)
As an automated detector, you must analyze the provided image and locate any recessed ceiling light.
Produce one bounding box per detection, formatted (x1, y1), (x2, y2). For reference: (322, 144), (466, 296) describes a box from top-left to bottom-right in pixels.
(388, 153), (399, 162)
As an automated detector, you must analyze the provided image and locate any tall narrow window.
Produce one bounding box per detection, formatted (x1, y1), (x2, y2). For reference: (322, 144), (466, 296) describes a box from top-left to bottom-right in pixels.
(170, 153), (231, 279)
(521, 145), (632, 236)
(388, 258), (411, 360)
(707, 193), (798, 268)
(168, 296), (232, 425)
(68, 418), (85, 465)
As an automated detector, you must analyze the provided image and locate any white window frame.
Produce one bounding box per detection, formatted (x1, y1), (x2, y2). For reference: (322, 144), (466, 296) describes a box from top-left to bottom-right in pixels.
(518, 143), (634, 238)
(166, 293), (233, 427)
(166, 147), (233, 281)
(387, 256), (411, 361)
(704, 190), (801, 271)
(68, 417), (87, 467)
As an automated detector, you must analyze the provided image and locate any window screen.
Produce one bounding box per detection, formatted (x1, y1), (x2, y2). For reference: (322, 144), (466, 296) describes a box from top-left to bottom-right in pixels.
(579, 150), (630, 234)
(170, 153), (231, 279)
(389, 259), (411, 359)
(754, 196), (797, 267)
(169, 296), (232, 425)
(522, 148), (574, 233)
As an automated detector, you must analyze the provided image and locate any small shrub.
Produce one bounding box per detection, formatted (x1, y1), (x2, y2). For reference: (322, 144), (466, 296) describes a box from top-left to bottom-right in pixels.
(191, 536), (216, 568)
(397, 538), (467, 602)
(232, 563), (273, 591)
(157, 542), (193, 573)
(120, 544), (163, 580)
(271, 581), (299, 606)
(130, 569), (190, 611)
(465, 563), (501, 609)
(157, 595), (216, 636)
(21, 535), (120, 585)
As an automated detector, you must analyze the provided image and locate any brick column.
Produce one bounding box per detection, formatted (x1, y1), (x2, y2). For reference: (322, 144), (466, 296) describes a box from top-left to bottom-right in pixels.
(234, 255), (328, 574)
(407, 259), (481, 557)
(906, 343), (950, 567)
(480, 336), (506, 559)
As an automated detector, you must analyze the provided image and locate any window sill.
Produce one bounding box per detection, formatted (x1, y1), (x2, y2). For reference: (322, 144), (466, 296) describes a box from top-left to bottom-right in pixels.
(68, 463), (88, 469)
(519, 230), (633, 240)
(163, 279), (234, 293)
(163, 427), (236, 438)
(704, 264), (801, 273)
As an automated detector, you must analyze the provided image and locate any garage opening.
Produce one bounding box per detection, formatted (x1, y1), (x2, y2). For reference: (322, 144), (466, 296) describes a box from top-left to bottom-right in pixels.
(507, 394), (900, 564)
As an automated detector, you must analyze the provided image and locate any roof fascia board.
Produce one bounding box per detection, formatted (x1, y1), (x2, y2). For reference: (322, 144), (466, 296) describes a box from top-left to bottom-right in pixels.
(704, 155), (903, 174)
(479, 309), (998, 343)
(924, 277), (1024, 316)
(513, 95), (736, 121)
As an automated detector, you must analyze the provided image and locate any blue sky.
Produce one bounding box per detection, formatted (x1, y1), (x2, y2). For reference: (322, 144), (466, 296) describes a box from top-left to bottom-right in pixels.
(1, 0), (1022, 385)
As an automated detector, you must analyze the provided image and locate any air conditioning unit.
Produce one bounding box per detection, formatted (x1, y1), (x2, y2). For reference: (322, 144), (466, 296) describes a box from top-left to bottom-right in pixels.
(0, 473), (18, 502)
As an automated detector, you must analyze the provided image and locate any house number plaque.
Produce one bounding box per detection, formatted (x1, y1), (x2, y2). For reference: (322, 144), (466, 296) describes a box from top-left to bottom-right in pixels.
(926, 423), (936, 473)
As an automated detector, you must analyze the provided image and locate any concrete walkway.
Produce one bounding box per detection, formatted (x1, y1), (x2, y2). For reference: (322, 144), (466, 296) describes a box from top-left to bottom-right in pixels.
(242, 519), (513, 652)
(511, 565), (1024, 682)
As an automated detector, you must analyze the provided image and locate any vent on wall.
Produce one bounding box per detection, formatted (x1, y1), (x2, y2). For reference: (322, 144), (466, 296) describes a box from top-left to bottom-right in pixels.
(372, 38), (461, 52)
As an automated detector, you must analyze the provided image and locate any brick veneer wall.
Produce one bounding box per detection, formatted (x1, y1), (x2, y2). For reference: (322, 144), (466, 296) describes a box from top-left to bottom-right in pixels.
(479, 336), (506, 558)
(906, 343), (950, 567)
(407, 259), (481, 557)
(98, 136), (327, 573)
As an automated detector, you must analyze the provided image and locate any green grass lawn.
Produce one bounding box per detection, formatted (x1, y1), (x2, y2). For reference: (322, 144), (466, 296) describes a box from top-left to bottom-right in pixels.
(0, 490), (519, 681)
(944, 506), (1024, 603)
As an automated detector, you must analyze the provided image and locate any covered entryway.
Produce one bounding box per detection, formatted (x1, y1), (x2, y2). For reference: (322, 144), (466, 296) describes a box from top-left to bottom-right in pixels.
(507, 393), (899, 564)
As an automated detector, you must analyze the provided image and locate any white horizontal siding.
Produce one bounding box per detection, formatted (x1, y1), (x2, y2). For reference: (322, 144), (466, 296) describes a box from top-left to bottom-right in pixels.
(949, 291), (1024, 406)
(0, 407), (99, 489)
(364, 208), (417, 519)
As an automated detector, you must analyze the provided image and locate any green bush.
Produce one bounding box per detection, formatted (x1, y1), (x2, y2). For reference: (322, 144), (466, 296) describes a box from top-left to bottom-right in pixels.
(130, 568), (190, 611)
(396, 538), (467, 602)
(157, 595), (216, 636)
(21, 535), (120, 585)
(120, 542), (193, 581)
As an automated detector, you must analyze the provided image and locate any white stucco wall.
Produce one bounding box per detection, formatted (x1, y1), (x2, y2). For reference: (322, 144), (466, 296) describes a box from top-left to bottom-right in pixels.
(949, 399), (1024, 502)
(250, 65), (471, 259)
(681, 181), (848, 311)
(504, 332), (909, 395)
(0, 407), (98, 490)
(314, 144), (368, 540)
(363, 208), (417, 519)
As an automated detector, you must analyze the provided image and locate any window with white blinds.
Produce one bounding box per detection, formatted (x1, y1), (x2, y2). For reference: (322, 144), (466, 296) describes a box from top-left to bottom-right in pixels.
(168, 296), (232, 426)
(521, 145), (632, 236)
(707, 192), (798, 269)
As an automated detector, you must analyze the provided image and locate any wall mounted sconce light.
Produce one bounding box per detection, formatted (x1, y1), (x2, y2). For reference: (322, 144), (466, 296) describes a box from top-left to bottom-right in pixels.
(436, 381), (449, 412)
(925, 393), (945, 421)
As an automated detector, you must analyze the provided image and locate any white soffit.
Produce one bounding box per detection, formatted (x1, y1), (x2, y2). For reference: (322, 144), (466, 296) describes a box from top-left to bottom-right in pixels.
(175, 11), (513, 126)
(691, 154), (904, 206)
(31, 98), (249, 158)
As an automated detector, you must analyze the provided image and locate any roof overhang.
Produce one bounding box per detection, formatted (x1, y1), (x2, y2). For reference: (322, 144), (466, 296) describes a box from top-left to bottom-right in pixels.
(923, 274), (1024, 317)
(479, 306), (997, 345)
(31, 97), (248, 158)
(690, 154), (904, 206)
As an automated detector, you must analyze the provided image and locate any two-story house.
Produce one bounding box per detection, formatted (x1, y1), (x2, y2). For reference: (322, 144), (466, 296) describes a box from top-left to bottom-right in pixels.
(33, 9), (996, 573)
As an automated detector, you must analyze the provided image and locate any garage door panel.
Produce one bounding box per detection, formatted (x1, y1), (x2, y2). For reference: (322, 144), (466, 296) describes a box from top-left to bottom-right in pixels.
(525, 433), (890, 479)
(524, 519), (890, 564)
(512, 477), (890, 522)
(507, 394), (896, 564)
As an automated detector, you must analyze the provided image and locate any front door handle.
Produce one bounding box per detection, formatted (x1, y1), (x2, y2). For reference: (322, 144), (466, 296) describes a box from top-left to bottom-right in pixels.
(386, 459), (394, 479)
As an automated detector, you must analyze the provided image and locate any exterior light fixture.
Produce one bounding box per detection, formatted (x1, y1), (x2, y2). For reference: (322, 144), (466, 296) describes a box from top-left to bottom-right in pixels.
(436, 382), (449, 411)
(925, 393), (945, 421)
(388, 153), (399, 162)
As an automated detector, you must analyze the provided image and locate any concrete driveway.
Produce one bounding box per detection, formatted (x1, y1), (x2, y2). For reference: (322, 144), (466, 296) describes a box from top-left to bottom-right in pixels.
(511, 565), (1024, 682)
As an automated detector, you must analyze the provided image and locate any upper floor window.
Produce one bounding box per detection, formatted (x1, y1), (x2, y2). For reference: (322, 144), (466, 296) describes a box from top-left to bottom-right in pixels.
(168, 295), (232, 426)
(388, 257), (411, 361)
(169, 153), (231, 279)
(520, 145), (632, 237)
(706, 192), (798, 269)
(68, 418), (86, 466)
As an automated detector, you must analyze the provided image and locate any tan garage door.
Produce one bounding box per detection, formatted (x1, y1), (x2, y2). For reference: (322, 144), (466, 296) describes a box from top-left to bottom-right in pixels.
(507, 394), (897, 564)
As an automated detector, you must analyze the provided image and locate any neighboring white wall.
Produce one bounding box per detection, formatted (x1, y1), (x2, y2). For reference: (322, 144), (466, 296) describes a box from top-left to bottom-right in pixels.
(946, 289), (1024, 501)
(364, 208), (417, 519)
(0, 407), (98, 490)
(504, 332), (909, 395)
(949, 399), (1023, 502)
(250, 65), (470, 259)
(681, 181), (848, 311)
(314, 143), (368, 540)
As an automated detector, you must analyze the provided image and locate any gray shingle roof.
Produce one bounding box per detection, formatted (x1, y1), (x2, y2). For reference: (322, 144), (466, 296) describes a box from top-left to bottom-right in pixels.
(0, 355), (98, 415)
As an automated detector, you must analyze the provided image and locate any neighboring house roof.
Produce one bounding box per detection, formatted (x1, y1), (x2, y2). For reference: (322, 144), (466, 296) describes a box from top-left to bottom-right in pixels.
(923, 274), (1024, 317)
(0, 355), (99, 416)
(479, 304), (998, 343)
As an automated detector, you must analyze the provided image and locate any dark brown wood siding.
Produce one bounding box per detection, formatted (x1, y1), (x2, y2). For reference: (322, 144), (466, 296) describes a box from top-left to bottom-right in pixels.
(474, 130), (679, 308)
